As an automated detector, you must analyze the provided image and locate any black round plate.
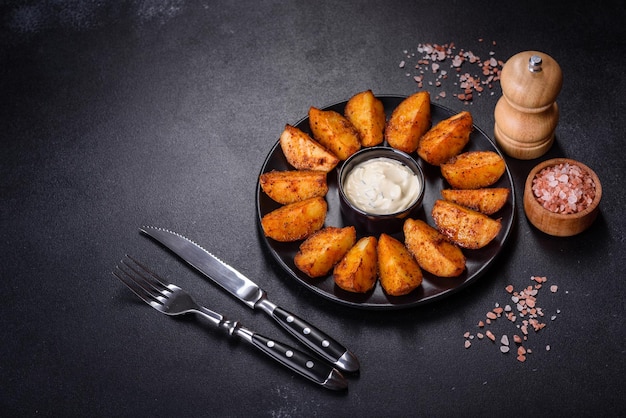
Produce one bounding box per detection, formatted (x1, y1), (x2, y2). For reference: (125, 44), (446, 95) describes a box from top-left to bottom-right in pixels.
(256, 95), (515, 310)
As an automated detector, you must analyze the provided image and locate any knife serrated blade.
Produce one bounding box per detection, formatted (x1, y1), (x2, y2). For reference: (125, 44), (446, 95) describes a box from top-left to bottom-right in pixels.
(140, 226), (360, 373)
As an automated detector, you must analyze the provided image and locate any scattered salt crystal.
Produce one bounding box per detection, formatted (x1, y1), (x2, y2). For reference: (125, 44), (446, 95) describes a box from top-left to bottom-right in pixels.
(399, 41), (502, 102)
(464, 275), (561, 363)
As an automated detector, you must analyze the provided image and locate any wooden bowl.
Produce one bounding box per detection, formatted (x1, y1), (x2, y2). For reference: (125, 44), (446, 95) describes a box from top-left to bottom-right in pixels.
(523, 158), (602, 236)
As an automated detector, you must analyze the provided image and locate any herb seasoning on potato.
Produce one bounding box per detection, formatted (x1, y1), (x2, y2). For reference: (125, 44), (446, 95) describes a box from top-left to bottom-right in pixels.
(417, 110), (473, 166)
(440, 150), (505, 189)
(377, 233), (423, 296)
(344, 90), (386, 147)
(261, 197), (327, 242)
(279, 124), (339, 172)
(431, 200), (501, 249)
(333, 236), (378, 293)
(384, 91), (431, 153)
(294, 226), (356, 278)
(259, 170), (328, 205)
(309, 107), (361, 161)
(403, 218), (466, 277)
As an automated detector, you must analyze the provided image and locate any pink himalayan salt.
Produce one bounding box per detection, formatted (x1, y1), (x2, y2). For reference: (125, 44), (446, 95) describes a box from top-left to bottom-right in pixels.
(531, 163), (595, 214)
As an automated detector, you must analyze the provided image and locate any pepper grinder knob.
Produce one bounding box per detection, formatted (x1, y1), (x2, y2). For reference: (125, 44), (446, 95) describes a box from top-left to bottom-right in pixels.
(494, 51), (562, 159)
(528, 55), (543, 72)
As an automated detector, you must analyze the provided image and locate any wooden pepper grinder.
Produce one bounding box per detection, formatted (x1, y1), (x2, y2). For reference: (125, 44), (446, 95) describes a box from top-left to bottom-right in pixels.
(494, 51), (562, 159)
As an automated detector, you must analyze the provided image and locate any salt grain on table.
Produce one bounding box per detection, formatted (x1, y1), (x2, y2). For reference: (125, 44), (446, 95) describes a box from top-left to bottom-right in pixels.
(400, 41), (502, 102)
(463, 276), (561, 363)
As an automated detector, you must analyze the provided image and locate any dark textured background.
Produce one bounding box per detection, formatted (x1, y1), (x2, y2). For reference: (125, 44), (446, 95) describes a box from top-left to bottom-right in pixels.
(2, 1), (625, 416)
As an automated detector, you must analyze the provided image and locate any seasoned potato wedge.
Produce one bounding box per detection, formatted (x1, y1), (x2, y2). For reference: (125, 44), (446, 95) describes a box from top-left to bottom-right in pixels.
(344, 90), (386, 147)
(440, 188), (510, 215)
(260, 170), (328, 204)
(440, 151), (506, 189)
(417, 111), (473, 166)
(431, 200), (502, 249)
(384, 91), (431, 153)
(279, 124), (339, 172)
(377, 233), (423, 296)
(308, 107), (361, 160)
(260, 197), (327, 242)
(403, 218), (466, 277)
(333, 236), (378, 293)
(294, 226), (356, 278)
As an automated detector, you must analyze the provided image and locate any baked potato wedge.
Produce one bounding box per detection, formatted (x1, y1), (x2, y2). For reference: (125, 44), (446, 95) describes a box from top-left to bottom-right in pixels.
(440, 188), (510, 215)
(344, 90), (386, 147)
(377, 233), (423, 296)
(440, 151), (506, 189)
(384, 91), (431, 153)
(417, 111), (473, 166)
(431, 200), (502, 249)
(403, 218), (466, 277)
(309, 107), (361, 160)
(260, 197), (327, 242)
(259, 170), (328, 204)
(279, 124), (339, 172)
(294, 226), (356, 278)
(333, 236), (378, 293)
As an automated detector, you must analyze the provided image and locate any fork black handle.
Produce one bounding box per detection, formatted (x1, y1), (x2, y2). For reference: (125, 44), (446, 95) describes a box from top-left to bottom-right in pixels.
(271, 306), (360, 373)
(247, 332), (347, 391)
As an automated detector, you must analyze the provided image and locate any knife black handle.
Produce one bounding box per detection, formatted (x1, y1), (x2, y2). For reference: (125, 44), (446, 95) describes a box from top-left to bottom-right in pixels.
(271, 306), (360, 373)
(250, 333), (347, 391)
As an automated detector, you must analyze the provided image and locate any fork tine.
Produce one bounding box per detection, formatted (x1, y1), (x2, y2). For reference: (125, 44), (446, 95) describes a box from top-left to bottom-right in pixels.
(113, 264), (162, 307)
(122, 255), (169, 289)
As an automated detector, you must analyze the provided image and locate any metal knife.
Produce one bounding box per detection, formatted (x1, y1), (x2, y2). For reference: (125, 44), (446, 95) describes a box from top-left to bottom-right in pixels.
(140, 226), (360, 373)
(113, 255), (347, 391)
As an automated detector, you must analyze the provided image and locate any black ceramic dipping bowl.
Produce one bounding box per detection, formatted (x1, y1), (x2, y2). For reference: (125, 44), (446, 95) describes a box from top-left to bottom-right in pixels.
(338, 147), (425, 235)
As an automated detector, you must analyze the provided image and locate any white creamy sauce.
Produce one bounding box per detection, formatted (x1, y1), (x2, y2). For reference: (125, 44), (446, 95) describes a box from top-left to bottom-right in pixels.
(343, 157), (421, 214)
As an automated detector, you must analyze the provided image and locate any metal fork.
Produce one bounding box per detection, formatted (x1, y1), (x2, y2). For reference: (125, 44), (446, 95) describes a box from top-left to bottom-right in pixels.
(112, 255), (347, 391)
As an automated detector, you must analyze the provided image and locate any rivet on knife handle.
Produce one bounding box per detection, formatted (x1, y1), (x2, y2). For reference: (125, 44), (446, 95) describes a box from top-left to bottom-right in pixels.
(268, 305), (360, 373)
(249, 332), (347, 391)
